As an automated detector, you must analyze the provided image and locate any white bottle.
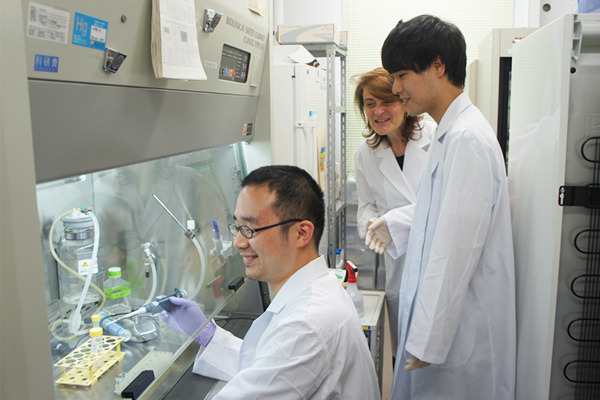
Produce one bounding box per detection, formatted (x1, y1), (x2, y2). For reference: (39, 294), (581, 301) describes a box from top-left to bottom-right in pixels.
(335, 248), (343, 269)
(103, 267), (131, 314)
(345, 261), (364, 317)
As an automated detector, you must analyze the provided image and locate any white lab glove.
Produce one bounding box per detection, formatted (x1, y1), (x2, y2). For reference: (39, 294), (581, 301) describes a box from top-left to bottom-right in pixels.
(405, 354), (431, 371)
(365, 216), (392, 254)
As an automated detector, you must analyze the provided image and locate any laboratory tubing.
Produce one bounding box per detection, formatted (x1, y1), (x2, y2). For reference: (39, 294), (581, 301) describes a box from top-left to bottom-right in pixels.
(56, 210), (104, 305)
(141, 243), (158, 305)
(152, 194), (207, 300)
(89, 327), (103, 354)
(98, 311), (132, 342)
(345, 261), (364, 317)
(103, 267), (132, 314)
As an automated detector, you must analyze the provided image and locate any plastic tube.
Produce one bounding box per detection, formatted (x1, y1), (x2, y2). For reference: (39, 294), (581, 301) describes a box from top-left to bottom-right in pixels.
(211, 220), (226, 265)
(98, 311), (132, 341)
(48, 208), (106, 338)
(70, 211), (100, 335)
(143, 250), (158, 306)
(189, 236), (207, 300)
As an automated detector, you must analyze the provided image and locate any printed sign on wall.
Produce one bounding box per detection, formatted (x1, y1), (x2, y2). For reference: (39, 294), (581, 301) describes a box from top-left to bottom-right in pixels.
(72, 12), (107, 51)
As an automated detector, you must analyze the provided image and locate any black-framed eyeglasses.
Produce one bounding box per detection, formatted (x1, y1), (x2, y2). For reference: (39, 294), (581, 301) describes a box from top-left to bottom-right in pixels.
(228, 219), (303, 239)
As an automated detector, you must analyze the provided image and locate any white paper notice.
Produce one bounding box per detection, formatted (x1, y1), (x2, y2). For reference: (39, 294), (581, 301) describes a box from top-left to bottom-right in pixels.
(246, 0), (267, 17)
(27, 2), (70, 44)
(290, 46), (318, 65)
(152, 0), (207, 80)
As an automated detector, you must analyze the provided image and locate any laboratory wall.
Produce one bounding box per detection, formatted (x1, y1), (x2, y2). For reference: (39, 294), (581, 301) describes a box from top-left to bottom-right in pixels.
(273, 0), (343, 28)
(273, 0), (581, 175)
(515, 0), (578, 27)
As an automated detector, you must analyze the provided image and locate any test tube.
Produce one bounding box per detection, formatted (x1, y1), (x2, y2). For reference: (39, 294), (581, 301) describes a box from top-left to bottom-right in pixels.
(89, 327), (103, 354)
(91, 314), (100, 328)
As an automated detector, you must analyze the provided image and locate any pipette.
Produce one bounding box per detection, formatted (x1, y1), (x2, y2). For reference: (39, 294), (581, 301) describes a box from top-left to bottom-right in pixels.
(113, 288), (188, 322)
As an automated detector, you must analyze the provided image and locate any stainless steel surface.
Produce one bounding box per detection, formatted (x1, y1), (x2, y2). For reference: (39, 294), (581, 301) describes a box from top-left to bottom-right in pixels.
(28, 80), (259, 183)
(160, 313), (256, 400)
(21, 0), (268, 96)
(53, 329), (190, 400)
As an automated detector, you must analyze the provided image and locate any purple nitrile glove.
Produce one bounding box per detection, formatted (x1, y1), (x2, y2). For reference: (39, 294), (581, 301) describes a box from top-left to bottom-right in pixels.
(158, 296), (216, 346)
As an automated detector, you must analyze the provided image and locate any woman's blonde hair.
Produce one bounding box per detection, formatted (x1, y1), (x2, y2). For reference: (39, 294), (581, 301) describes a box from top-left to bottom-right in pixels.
(351, 67), (422, 149)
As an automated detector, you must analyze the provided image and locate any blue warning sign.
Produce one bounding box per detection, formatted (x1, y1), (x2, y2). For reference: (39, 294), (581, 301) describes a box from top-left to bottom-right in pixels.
(34, 54), (59, 73)
(72, 12), (107, 51)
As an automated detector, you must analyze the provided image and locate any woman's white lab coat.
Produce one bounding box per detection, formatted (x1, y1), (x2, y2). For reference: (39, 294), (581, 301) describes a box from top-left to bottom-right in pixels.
(391, 93), (516, 399)
(354, 120), (435, 351)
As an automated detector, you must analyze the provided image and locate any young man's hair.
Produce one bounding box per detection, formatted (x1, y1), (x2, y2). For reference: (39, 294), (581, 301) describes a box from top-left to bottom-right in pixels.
(381, 14), (467, 88)
(241, 165), (325, 250)
(351, 67), (423, 149)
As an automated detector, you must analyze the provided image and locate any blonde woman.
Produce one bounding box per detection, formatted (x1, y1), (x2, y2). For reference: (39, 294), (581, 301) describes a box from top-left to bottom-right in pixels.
(353, 67), (435, 358)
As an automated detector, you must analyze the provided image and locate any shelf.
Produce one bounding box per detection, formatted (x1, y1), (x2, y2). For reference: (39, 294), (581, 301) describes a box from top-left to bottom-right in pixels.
(303, 43), (347, 58)
(335, 200), (346, 216)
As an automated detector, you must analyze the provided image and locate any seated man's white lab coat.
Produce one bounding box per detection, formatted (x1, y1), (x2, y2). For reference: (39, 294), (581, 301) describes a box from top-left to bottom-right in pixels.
(193, 255), (380, 399)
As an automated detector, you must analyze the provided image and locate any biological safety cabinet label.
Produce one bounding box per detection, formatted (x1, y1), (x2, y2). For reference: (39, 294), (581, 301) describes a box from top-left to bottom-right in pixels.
(27, 2), (70, 44)
(34, 54), (59, 73)
(72, 12), (107, 51)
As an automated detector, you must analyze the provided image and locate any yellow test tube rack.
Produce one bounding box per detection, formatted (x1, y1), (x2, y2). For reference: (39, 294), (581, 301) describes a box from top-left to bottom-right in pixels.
(54, 335), (125, 387)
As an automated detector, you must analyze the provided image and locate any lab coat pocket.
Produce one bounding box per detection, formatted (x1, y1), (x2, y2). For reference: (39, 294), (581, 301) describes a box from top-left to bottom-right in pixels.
(440, 304), (477, 368)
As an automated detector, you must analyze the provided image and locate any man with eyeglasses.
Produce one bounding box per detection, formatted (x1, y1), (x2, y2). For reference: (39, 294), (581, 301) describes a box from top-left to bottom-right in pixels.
(160, 165), (380, 399)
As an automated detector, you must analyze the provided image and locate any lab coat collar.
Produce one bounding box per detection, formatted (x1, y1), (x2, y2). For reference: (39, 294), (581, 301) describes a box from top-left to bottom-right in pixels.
(404, 128), (430, 191)
(375, 131), (430, 200)
(266, 255), (328, 314)
(434, 92), (472, 144)
(426, 93), (472, 176)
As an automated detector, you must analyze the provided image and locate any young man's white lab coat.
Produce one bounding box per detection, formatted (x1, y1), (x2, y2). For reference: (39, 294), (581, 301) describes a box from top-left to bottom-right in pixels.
(354, 120), (434, 351)
(391, 93), (517, 399)
(193, 255), (380, 399)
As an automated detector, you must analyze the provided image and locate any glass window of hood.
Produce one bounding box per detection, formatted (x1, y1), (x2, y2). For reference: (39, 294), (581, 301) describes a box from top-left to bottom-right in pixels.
(36, 143), (248, 395)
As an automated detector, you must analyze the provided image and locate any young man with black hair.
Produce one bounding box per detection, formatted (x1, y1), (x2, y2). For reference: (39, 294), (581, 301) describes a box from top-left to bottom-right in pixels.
(379, 14), (516, 400)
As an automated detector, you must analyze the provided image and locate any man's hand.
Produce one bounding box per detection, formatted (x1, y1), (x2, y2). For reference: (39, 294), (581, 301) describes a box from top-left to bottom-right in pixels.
(405, 354), (431, 371)
(159, 296), (216, 346)
(365, 216), (392, 254)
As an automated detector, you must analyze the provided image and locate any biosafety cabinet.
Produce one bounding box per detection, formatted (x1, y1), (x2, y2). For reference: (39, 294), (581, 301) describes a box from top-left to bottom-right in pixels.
(3, 1), (270, 399)
(508, 13), (600, 400)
